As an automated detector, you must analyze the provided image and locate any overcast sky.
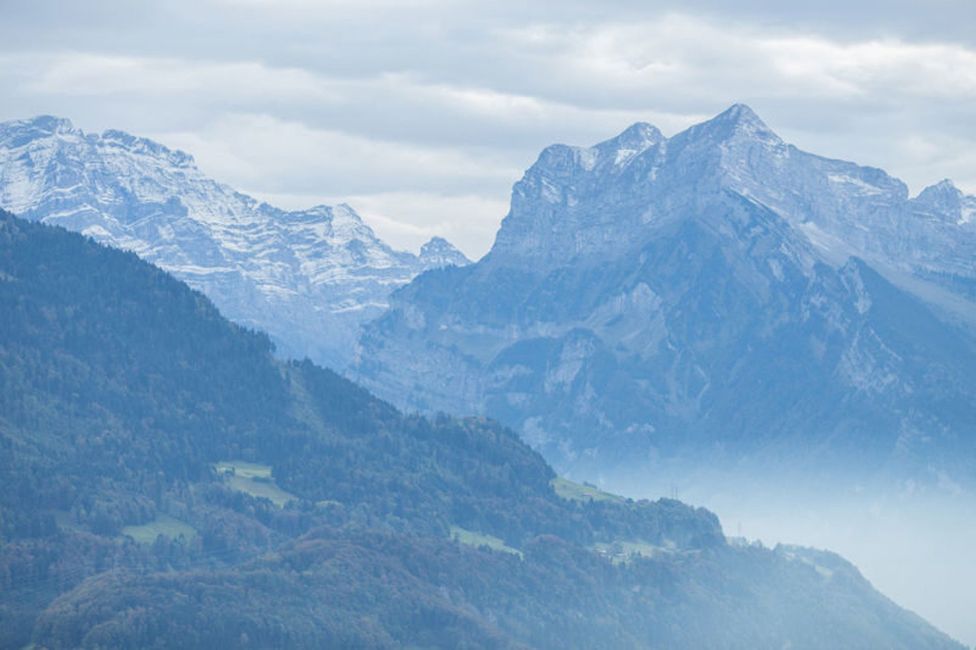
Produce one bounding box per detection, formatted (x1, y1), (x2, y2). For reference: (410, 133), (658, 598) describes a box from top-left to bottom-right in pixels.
(2, 0), (974, 258)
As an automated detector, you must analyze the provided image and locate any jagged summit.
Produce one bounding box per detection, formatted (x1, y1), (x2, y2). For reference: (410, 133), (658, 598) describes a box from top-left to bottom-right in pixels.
(590, 104), (772, 156)
(526, 121), (664, 179)
(2, 117), (195, 166)
(0, 115), (469, 369)
(672, 103), (783, 149)
(490, 104), (795, 267)
(714, 103), (767, 127)
(932, 178), (957, 190)
(913, 178), (976, 225)
(99, 128), (196, 167)
(594, 121), (664, 155)
(11, 114), (75, 134)
(419, 236), (470, 269)
(326, 203), (384, 243)
(916, 178), (961, 201)
(354, 102), (976, 487)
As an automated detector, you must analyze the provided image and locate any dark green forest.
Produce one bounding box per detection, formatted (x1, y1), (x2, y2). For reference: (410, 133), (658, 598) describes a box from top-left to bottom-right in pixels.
(0, 211), (963, 649)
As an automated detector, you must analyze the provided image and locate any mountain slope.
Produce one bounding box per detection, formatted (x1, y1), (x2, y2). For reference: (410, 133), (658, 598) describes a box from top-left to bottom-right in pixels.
(0, 115), (469, 369)
(352, 105), (976, 483)
(0, 210), (963, 649)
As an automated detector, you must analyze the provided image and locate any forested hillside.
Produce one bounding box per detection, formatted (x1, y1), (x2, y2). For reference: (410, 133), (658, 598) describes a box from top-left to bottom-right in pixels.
(0, 211), (962, 649)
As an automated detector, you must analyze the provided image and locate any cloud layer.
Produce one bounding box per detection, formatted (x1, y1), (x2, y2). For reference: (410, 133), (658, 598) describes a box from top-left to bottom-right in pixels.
(1, 0), (974, 258)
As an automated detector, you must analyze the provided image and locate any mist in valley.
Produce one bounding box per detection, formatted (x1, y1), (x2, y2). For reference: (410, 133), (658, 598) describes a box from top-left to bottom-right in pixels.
(604, 470), (976, 647)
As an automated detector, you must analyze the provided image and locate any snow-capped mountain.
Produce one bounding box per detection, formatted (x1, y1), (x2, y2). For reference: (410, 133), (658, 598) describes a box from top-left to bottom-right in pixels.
(353, 104), (976, 483)
(0, 115), (469, 368)
(419, 236), (472, 269)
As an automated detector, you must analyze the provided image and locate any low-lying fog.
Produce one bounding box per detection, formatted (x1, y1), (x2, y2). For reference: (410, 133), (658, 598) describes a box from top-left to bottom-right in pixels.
(603, 472), (976, 648)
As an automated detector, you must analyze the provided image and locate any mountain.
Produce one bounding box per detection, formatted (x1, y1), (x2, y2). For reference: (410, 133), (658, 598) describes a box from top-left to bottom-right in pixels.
(0, 115), (469, 369)
(420, 235), (472, 268)
(0, 210), (965, 649)
(352, 104), (976, 484)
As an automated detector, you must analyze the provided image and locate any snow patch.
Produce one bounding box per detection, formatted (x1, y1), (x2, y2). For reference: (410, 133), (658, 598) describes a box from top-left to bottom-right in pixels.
(960, 203), (975, 225)
(826, 173), (883, 196)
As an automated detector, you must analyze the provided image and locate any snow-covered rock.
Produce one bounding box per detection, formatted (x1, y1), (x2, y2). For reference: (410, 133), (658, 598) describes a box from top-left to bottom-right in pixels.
(419, 236), (470, 269)
(0, 115), (469, 368)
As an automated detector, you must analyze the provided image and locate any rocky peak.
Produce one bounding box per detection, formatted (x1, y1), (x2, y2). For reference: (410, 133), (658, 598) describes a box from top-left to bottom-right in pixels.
(3, 115), (76, 137)
(419, 236), (470, 269)
(910, 179), (976, 225)
(99, 128), (196, 168)
(352, 104), (976, 501)
(593, 121), (664, 165)
(714, 102), (770, 129)
(326, 203), (384, 246)
(493, 105), (792, 269)
(672, 103), (782, 149)
(918, 178), (960, 198)
(529, 121), (664, 179)
(914, 179), (961, 209)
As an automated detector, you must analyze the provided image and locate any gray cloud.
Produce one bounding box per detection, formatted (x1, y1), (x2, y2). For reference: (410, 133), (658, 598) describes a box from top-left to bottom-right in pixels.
(1, 0), (974, 258)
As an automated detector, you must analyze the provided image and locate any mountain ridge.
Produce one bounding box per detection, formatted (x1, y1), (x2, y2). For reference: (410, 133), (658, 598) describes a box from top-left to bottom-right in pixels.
(353, 104), (976, 483)
(0, 115), (469, 369)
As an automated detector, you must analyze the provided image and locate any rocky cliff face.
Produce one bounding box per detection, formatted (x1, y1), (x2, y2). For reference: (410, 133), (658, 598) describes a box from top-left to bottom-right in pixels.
(353, 105), (976, 482)
(0, 115), (468, 369)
